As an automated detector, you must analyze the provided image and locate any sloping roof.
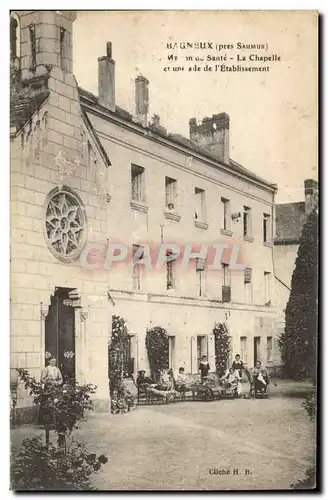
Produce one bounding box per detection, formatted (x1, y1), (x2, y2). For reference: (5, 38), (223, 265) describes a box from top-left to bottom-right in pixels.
(275, 201), (307, 244)
(78, 86), (276, 190)
(10, 89), (50, 132)
(81, 109), (111, 167)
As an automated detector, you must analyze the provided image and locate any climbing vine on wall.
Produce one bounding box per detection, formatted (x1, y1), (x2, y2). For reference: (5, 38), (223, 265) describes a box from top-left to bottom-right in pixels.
(213, 322), (231, 377)
(145, 326), (169, 381)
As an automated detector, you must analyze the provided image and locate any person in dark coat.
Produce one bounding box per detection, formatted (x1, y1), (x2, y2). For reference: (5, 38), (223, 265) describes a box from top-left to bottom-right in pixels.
(232, 354), (245, 378)
(199, 355), (211, 381)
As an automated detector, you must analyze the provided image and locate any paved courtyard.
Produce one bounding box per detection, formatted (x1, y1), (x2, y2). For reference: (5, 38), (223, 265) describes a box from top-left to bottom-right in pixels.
(11, 381), (316, 491)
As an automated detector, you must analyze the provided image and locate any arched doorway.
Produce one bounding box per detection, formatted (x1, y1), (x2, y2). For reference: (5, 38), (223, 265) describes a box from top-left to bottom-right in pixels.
(45, 287), (76, 383)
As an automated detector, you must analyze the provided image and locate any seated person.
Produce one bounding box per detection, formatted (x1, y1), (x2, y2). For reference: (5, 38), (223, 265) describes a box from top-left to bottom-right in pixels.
(199, 355), (211, 382)
(251, 360), (269, 393)
(156, 369), (174, 391)
(220, 368), (242, 395)
(221, 367), (239, 388)
(136, 370), (153, 386)
(232, 354), (245, 379)
(175, 367), (188, 390)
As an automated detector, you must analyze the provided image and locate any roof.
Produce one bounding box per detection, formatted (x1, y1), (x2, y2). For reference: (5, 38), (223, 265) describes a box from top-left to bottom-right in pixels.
(10, 89), (50, 132)
(78, 86), (276, 191)
(274, 201), (307, 244)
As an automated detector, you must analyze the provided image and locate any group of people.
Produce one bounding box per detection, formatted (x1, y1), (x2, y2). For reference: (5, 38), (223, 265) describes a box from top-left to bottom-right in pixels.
(136, 354), (270, 398)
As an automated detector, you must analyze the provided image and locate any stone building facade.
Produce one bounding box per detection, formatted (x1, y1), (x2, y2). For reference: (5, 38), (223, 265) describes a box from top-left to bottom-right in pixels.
(11, 10), (283, 420)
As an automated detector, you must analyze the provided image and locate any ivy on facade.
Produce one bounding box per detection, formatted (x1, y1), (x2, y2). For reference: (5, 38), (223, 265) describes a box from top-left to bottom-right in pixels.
(108, 315), (130, 393)
(213, 322), (231, 377)
(145, 326), (169, 381)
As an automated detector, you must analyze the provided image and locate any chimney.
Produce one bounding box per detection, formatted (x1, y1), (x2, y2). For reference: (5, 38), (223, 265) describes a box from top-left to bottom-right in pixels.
(304, 179), (318, 215)
(98, 42), (115, 112)
(135, 75), (149, 127)
(189, 112), (230, 164)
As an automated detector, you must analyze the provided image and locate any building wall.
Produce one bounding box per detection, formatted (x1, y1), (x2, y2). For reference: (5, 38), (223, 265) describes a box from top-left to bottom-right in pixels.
(11, 12), (111, 414)
(85, 110), (280, 372)
(11, 11), (282, 421)
(274, 243), (299, 291)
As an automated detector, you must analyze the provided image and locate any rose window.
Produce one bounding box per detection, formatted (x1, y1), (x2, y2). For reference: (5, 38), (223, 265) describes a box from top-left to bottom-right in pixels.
(45, 188), (86, 262)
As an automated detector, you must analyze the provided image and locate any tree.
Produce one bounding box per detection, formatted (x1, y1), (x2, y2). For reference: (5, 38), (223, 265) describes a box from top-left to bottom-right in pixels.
(279, 209), (318, 380)
(213, 322), (231, 377)
(108, 315), (130, 393)
(145, 326), (169, 381)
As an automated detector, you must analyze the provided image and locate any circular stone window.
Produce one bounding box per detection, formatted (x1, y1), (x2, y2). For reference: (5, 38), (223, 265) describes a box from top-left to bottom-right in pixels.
(44, 187), (87, 263)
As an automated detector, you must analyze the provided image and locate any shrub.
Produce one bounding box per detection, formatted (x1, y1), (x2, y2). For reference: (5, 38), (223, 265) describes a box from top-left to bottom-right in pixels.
(108, 315), (130, 394)
(11, 436), (108, 491)
(213, 322), (231, 377)
(145, 326), (169, 381)
(290, 467), (316, 490)
(302, 392), (316, 422)
(17, 368), (96, 441)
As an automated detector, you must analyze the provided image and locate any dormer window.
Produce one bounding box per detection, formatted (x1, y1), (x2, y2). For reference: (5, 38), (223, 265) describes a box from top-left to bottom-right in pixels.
(10, 15), (18, 60)
(29, 24), (36, 70)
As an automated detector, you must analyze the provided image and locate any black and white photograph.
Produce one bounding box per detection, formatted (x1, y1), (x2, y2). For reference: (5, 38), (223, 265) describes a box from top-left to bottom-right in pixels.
(9, 9), (318, 491)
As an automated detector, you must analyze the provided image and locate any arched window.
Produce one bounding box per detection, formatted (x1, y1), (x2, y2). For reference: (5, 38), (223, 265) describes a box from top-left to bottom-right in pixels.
(10, 13), (20, 60)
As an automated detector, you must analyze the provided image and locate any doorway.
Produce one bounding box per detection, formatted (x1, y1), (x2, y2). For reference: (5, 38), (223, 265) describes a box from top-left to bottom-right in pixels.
(254, 336), (261, 365)
(45, 287), (76, 383)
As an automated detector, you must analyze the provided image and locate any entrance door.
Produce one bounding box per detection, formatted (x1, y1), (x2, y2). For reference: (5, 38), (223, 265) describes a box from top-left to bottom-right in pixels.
(45, 287), (76, 383)
(254, 336), (261, 365)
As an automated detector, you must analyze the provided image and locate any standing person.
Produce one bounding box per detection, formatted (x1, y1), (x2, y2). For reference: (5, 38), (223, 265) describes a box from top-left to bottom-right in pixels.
(41, 357), (63, 387)
(39, 357), (63, 427)
(199, 355), (211, 382)
(232, 354), (245, 379)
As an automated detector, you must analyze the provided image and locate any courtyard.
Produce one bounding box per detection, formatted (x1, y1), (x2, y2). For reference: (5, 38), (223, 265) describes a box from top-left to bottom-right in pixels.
(11, 380), (316, 491)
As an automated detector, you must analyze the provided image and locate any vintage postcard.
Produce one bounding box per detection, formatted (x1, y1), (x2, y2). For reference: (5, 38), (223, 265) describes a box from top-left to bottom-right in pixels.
(10, 10), (318, 491)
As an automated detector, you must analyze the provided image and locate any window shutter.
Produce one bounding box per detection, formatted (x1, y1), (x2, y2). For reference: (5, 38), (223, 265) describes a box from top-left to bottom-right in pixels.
(196, 258), (206, 271)
(244, 267), (252, 283)
(190, 336), (198, 374)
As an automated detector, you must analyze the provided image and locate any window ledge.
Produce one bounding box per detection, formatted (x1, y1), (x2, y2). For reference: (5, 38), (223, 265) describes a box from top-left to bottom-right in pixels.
(164, 211), (181, 222)
(263, 241), (273, 248)
(194, 220), (209, 230)
(243, 235), (254, 243)
(220, 229), (233, 237)
(130, 200), (148, 213)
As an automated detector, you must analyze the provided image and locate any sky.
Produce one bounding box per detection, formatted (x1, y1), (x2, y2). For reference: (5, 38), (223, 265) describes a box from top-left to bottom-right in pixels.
(72, 11), (318, 203)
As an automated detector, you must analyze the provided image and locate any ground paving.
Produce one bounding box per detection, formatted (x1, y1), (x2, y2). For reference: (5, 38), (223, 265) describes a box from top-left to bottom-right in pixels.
(11, 380), (316, 491)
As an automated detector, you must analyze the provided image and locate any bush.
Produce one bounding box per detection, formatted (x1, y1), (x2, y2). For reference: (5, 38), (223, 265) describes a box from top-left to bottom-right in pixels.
(11, 436), (108, 491)
(108, 315), (130, 394)
(213, 322), (231, 377)
(290, 467), (316, 490)
(302, 392), (316, 422)
(145, 326), (169, 381)
(17, 368), (96, 439)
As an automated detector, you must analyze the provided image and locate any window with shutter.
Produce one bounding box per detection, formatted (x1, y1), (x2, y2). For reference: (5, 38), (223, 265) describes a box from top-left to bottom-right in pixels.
(244, 267), (252, 283)
(165, 177), (177, 208)
(131, 165), (145, 202)
(196, 258), (206, 297)
(132, 245), (144, 290)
